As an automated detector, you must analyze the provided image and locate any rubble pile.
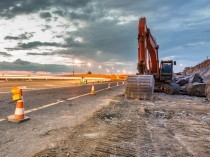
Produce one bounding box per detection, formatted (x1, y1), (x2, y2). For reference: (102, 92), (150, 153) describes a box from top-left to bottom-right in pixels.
(206, 80), (210, 100)
(176, 64), (210, 98)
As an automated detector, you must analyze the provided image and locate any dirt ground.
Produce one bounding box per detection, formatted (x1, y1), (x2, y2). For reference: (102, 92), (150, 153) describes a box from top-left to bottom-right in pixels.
(34, 93), (210, 157)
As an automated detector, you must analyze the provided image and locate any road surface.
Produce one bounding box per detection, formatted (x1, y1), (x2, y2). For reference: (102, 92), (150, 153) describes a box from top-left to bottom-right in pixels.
(0, 80), (90, 93)
(0, 81), (124, 157)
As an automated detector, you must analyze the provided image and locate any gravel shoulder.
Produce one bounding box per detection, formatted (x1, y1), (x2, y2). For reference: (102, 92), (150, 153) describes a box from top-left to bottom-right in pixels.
(35, 93), (210, 157)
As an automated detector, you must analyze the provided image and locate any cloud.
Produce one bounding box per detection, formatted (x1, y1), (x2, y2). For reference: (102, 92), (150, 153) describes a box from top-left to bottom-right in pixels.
(41, 24), (52, 31)
(184, 41), (206, 47)
(4, 32), (34, 40)
(161, 55), (176, 60)
(17, 41), (61, 49)
(16, 38), (81, 50)
(0, 0), (91, 18)
(0, 0), (210, 73)
(14, 59), (30, 65)
(64, 36), (82, 47)
(27, 52), (56, 56)
(0, 51), (12, 57)
(39, 12), (52, 19)
(0, 59), (70, 72)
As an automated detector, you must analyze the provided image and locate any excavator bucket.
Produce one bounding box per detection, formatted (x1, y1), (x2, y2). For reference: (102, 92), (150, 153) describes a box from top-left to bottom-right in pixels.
(125, 75), (155, 100)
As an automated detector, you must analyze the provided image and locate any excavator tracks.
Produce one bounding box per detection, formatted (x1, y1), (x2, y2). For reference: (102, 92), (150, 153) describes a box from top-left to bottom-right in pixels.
(162, 82), (180, 95)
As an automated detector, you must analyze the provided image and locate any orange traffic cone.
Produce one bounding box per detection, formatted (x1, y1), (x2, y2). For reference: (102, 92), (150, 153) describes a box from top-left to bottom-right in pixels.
(14, 100), (25, 119)
(90, 83), (95, 95)
(108, 83), (111, 90)
(7, 100), (30, 123)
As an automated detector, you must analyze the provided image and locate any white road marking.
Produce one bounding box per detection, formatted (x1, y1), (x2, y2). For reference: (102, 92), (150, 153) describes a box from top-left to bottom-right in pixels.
(0, 84), (123, 122)
(18, 86), (27, 89)
(0, 82), (119, 93)
(0, 92), (10, 94)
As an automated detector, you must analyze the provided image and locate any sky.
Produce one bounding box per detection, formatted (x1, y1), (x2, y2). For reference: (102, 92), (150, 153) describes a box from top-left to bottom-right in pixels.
(0, 0), (210, 74)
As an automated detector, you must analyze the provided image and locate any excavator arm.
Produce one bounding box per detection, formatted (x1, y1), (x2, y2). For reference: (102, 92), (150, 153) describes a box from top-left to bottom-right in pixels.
(137, 17), (159, 76)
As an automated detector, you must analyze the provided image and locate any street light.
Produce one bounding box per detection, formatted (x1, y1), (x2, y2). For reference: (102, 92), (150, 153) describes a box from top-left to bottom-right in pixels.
(111, 67), (114, 74)
(123, 70), (127, 74)
(107, 69), (110, 74)
(98, 65), (102, 74)
(72, 58), (75, 75)
(80, 61), (83, 74)
(87, 62), (92, 73)
(74, 59), (80, 64)
(74, 59), (82, 74)
(87, 62), (91, 67)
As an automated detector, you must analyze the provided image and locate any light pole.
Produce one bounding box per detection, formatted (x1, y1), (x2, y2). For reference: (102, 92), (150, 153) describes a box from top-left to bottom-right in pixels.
(74, 59), (81, 74)
(111, 67), (114, 74)
(87, 62), (92, 73)
(106, 69), (110, 74)
(71, 57), (75, 75)
(81, 60), (83, 73)
(98, 65), (102, 74)
(72, 64), (75, 75)
(123, 70), (127, 74)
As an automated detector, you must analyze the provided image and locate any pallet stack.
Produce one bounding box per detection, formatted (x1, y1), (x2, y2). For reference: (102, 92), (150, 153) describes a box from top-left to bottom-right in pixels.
(125, 75), (155, 100)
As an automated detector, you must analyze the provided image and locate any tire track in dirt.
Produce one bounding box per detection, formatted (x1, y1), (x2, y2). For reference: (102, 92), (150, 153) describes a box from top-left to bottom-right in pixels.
(34, 93), (210, 157)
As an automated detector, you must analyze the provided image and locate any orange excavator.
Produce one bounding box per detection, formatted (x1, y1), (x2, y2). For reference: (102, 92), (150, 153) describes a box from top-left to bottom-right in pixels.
(136, 17), (180, 94)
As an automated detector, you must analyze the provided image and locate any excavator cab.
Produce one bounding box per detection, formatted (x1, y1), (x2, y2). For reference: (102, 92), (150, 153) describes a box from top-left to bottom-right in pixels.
(160, 60), (174, 81)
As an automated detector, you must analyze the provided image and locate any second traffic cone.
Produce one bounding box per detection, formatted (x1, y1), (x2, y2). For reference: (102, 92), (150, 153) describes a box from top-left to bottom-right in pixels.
(90, 83), (95, 95)
(117, 82), (119, 86)
(108, 83), (111, 90)
(7, 100), (30, 123)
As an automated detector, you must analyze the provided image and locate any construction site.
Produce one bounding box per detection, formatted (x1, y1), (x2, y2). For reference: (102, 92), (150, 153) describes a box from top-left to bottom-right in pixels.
(0, 1), (210, 157)
(0, 18), (209, 157)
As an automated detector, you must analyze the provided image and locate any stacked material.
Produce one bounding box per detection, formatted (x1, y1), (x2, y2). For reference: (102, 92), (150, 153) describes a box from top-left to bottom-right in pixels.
(125, 75), (155, 100)
(185, 83), (206, 97)
(177, 73), (207, 97)
(205, 80), (210, 100)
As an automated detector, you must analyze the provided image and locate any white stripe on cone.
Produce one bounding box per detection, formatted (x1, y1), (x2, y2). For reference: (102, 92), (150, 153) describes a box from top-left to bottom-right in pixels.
(15, 108), (24, 115)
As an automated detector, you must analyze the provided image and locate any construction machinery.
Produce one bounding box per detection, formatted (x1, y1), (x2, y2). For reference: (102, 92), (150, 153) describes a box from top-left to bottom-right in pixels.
(125, 17), (180, 99)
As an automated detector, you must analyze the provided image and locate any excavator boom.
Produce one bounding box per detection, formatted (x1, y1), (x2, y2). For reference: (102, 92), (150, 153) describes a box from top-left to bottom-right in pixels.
(137, 17), (159, 75)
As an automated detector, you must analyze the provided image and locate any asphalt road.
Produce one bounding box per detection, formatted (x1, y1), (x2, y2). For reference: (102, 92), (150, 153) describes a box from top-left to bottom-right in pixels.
(0, 81), (123, 120)
(0, 80), (82, 93)
(0, 80), (124, 157)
